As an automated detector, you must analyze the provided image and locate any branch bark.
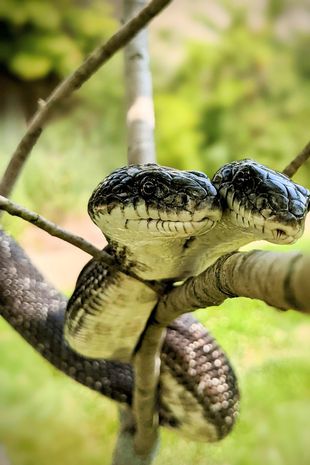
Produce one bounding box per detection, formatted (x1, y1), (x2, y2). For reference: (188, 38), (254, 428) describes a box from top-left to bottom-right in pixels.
(116, 0), (161, 462)
(123, 0), (156, 164)
(112, 408), (159, 465)
(0, 0), (172, 198)
(283, 140), (310, 178)
(155, 250), (310, 325)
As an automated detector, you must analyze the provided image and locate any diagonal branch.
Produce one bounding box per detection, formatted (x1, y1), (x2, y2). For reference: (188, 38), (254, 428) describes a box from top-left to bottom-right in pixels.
(0, 0), (172, 198)
(283, 140), (310, 178)
(0, 195), (108, 261)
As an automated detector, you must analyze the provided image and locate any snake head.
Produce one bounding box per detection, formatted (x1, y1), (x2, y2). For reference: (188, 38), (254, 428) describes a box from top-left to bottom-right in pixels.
(88, 164), (222, 243)
(212, 159), (310, 244)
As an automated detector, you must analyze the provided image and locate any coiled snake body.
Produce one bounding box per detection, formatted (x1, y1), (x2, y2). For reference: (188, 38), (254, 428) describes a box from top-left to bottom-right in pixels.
(0, 160), (309, 442)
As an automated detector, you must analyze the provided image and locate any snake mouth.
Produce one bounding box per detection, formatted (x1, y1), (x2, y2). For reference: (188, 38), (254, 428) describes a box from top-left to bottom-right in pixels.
(123, 216), (216, 236)
(93, 201), (221, 238)
(228, 208), (304, 244)
(94, 210), (217, 238)
(263, 220), (304, 244)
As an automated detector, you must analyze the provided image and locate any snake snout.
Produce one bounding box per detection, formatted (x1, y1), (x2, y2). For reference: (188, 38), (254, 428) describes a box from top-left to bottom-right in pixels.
(264, 212), (305, 244)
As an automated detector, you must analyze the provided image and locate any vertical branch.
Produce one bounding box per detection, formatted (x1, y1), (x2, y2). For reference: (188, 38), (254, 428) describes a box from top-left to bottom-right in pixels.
(123, 0), (156, 164)
(112, 408), (158, 465)
(112, 0), (165, 463)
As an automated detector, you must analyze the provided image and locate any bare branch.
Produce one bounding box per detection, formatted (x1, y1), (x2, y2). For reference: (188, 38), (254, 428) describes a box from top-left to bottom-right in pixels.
(112, 408), (158, 465)
(116, 0), (161, 461)
(133, 323), (165, 455)
(156, 250), (310, 325)
(0, 0), (172, 198)
(124, 0), (156, 164)
(0, 195), (111, 262)
(283, 140), (310, 178)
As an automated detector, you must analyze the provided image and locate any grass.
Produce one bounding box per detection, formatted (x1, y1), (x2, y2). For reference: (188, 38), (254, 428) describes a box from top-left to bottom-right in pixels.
(0, 239), (309, 465)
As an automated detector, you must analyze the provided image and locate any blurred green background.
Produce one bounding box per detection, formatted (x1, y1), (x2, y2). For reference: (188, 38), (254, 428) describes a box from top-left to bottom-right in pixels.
(0, 0), (309, 464)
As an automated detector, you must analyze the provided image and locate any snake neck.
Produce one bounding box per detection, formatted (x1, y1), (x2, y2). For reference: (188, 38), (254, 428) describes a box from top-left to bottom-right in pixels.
(107, 217), (256, 282)
(193, 218), (257, 272)
(107, 236), (193, 281)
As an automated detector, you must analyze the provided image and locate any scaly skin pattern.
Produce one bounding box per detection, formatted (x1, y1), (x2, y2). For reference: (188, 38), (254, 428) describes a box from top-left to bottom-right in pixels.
(0, 160), (309, 442)
(66, 165), (222, 361)
(66, 161), (309, 365)
(0, 230), (238, 441)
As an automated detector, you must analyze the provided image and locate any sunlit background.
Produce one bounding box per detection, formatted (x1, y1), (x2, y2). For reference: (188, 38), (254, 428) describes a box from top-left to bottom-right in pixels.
(0, 1), (309, 464)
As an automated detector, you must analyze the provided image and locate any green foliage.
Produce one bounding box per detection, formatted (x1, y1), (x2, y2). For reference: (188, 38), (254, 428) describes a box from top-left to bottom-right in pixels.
(155, 93), (205, 171)
(0, 0), (115, 80)
(156, 10), (310, 185)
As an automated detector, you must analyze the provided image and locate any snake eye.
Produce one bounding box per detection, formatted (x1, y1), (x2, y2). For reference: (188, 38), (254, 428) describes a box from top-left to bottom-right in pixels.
(141, 180), (156, 196)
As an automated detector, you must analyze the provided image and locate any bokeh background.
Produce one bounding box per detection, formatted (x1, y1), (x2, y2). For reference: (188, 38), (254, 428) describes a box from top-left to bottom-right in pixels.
(0, 1), (309, 464)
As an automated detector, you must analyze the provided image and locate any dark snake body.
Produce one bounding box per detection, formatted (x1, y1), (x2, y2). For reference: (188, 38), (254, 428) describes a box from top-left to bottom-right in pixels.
(0, 160), (309, 442)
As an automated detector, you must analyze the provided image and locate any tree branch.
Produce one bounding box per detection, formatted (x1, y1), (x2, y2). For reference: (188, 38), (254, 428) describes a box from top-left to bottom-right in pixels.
(0, 0), (172, 198)
(283, 140), (310, 178)
(115, 0), (161, 461)
(155, 250), (310, 326)
(133, 322), (165, 456)
(0, 195), (110, 262)
(112, 408), (159, 465)
(123, 0), (156, 164)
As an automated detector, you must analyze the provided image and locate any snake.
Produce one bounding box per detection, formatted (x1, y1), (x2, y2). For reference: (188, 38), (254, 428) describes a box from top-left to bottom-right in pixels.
(0, 160), (309, 442)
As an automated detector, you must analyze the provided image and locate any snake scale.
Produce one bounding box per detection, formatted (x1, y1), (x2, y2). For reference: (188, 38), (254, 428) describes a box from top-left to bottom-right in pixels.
(0, 160), (309, 442)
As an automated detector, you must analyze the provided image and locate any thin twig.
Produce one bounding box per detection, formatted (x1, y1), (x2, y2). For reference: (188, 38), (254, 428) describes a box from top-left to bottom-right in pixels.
(0, 0), (172, 198)
(0, 195), (111, 262)
(0, 196), (163, 292)
(283, 140), (310, 178)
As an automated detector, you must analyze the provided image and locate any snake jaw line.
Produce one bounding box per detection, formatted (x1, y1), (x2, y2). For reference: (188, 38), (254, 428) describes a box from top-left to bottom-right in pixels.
(93, 203), (219, 239)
